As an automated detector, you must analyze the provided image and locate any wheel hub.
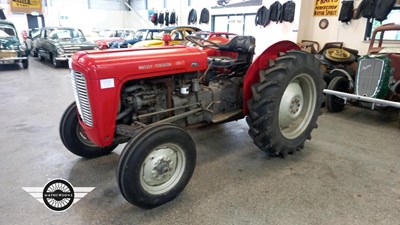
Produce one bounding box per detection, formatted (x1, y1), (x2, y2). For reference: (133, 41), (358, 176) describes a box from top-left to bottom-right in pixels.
(279, 81), (304, 129)
(278, 73), (317, 139)
(142, 147), (178, 186)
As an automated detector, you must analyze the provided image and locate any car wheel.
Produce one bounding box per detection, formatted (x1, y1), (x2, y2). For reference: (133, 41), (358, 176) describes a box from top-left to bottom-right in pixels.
(22, 59), (29, 69)
(246, 50), (324, 157)
(32, 48), (38, 57)
(326, 76), (349, 112)
(52, 55), (61, 68)
(59, 102), (118, 158)
(38, 51), (45, 61)
(117, 124), (196, 208)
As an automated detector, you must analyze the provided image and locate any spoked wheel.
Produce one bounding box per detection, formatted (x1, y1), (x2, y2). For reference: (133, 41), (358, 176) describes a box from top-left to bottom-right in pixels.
(246, 50), (324, 156)
(326, 76), (349, 112)
(117, 124), (196, 208)
(59, 102), (118, 158)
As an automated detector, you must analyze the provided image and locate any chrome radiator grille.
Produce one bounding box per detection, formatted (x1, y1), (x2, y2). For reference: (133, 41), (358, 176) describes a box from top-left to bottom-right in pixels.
(356, 58), (384, 98)
(70, 70), (93, 127)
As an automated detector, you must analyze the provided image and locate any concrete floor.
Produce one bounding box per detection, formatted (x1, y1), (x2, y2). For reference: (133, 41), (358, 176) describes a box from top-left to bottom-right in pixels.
(1, 58), (400, 225)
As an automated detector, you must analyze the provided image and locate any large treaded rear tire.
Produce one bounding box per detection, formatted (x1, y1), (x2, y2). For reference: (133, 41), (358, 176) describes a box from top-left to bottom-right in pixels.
(246, 50), (324, 156)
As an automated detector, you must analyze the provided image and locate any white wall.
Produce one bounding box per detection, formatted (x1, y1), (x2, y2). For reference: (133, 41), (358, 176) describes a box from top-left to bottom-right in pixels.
(298, 0), (372, 55)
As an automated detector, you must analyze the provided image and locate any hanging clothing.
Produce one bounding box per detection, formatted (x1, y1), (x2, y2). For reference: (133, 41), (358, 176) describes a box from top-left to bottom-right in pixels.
(255, 6), (270, 27)
(374, 0), (396, 22)
(158, 12), (164, 26)
(355, 0), (376, 19)
(170, 11), (176, 25)
(269, 1), (283, 23)
(165, 11), (170, 26)
(151, 12), (158, 26)
(199, 8), (210, 24)
(282, 0), (295, 23)
(188, 9), (197, 25)
(338, 0), (354, 23)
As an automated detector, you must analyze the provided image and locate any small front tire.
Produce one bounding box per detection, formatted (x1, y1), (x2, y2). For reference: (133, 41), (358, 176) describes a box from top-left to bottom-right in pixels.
(117, 124), (196, 208)
(59, 102), (118, 158)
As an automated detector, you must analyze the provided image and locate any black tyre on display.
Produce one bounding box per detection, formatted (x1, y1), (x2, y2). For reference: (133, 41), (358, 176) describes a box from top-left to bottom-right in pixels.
(326, 76), (349, 113)
(59, 102), (118, 158)
(117, 124), (196, 209)
(246, 50), (324, 156)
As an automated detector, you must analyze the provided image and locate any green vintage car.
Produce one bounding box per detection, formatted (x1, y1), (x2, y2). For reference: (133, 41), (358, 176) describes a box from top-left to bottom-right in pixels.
(0, 20), (29, 69)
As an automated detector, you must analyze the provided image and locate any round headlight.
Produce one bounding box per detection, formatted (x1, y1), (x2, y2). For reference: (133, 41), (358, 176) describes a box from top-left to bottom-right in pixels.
(56, 48), (64, 55)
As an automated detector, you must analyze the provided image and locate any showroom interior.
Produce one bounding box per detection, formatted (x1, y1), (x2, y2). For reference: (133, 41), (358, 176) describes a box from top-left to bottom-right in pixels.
(1, 0), (400, 224)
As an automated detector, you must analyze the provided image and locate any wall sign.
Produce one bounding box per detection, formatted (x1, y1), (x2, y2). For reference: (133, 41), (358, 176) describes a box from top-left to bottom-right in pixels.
(10, 0), (42, 14)
(313, 0), (340, 17)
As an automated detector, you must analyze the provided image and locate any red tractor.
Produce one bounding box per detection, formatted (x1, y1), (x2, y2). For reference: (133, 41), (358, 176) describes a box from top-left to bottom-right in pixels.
(60, 35), (324, 208)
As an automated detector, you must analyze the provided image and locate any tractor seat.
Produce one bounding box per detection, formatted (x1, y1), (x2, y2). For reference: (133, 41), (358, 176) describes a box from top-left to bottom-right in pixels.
(207, 36), (256, 67)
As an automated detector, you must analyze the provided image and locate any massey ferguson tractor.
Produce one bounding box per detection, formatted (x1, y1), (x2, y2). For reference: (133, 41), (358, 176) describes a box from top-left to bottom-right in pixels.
(59, 35), (324, 208)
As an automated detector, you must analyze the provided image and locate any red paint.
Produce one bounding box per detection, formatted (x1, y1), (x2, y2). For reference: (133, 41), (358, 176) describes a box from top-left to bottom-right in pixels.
(242, 41), (300, 114)
(71, 40), (300, 146)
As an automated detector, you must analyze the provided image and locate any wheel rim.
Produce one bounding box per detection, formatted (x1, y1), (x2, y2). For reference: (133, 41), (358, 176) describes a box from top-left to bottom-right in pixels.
(140, 143), (185, 195)
(76, 125), (97, 147)
(279, 73), (317, 139)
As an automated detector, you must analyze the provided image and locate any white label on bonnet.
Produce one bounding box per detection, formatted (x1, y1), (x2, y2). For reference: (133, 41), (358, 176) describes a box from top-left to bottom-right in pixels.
(100, 78), (115, 89)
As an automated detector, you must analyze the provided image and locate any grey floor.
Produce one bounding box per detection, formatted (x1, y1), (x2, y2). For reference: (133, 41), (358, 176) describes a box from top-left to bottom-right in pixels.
(1, 58), (400, 225)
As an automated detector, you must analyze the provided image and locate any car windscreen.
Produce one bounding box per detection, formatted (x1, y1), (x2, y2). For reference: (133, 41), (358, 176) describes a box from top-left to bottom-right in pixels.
(49, 28), (86, 40)
(0, 25), (17, 38)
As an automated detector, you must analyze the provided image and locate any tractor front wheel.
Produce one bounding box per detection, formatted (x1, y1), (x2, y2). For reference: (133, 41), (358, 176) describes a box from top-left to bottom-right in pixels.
(246, 50), (324, 156)
(59, 102), (118, 158)
(117, 124), (196, 208)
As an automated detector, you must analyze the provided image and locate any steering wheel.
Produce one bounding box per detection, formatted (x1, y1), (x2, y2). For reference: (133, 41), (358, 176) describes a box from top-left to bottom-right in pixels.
(186, 36), (220, 48)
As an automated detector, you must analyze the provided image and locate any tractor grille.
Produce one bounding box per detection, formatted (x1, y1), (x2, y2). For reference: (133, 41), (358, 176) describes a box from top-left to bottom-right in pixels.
(70, 70), (93, 127)
(356, 58), (384, 98)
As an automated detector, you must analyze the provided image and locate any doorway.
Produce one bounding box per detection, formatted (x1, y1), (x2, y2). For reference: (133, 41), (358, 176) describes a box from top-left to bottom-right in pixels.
(26, 14), (45, 29)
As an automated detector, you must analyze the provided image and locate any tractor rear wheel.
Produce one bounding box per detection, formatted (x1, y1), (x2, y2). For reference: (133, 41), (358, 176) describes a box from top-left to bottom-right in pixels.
(117, 124), (196, 208)
(326, 76), (349, 112)
(246, 50), (324, 156)
(59, 102), (118, 158)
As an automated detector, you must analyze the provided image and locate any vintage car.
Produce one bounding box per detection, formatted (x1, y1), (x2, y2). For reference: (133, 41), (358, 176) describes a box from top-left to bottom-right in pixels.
(0, 20), (29, 69)
(131, 26), (201, 48)
(324, 24), (400, 125)
(91, 28), (135, 49)
(33, 27), (97, 67)
(109, 28), (164, 48)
